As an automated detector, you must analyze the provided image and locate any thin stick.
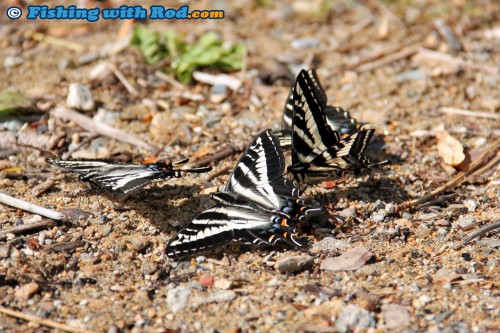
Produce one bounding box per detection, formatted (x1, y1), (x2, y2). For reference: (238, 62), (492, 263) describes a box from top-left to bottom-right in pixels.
(453, 221), (500, 250)
(0, 192), (66, 221)
(205, 166), (232, 182)
(61, 134), (99, 160)
(0, 306), (94, 333)
(0, 219), (55, 238)
(105, 63), (138, 96)
(192, 144), (240, 167)
(155, 71), (186, 90)
(31, 178), (56, 197)
(52, 107), (158, 152)
(356, 45), (418, 72)
(440, 107), (500, 120)
(30, 32), (85, 52)
(396, 138), (500, 211)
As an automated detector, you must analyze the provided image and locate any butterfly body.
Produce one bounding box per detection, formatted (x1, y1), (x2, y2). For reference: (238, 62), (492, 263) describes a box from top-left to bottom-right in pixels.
(167, 130), (323, 259)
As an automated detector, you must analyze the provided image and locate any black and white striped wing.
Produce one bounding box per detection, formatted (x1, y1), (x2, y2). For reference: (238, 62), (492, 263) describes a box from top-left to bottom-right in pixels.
(288, 129), (375, 184)
(291, 70), (340, 166)
(166, 204), (298, 258)
(324, 106), (365, 137)
(283, 69), (328, 129)
(225, 130), (300, 210)
(47, 158), (177, 194)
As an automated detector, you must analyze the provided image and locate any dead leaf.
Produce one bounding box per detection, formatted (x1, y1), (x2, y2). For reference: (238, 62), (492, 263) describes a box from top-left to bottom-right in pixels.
(436, 130), (465, 166)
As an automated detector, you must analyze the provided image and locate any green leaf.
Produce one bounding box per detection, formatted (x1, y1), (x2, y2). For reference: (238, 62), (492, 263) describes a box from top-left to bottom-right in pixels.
(0, 91), (30, 116)
(132, 27), (245, 83)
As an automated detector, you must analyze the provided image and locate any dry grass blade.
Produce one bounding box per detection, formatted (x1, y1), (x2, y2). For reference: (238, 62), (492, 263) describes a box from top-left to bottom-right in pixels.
(396, 138), (500, 211)
(105, 63), (138, 96)
(0, 306), (95, 333)
(52, 107), (158, 152)
(453, 221), (500, 250)
(0, 192), (66, 221)
(155, 71), (186, 90)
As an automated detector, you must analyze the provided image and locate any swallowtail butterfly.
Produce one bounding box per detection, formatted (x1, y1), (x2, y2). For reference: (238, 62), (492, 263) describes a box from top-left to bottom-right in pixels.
(47, 158), (211, 194)
(282, 69), (364, 137)
(167, 130), (324, 258)
(287, 70), (377, 185)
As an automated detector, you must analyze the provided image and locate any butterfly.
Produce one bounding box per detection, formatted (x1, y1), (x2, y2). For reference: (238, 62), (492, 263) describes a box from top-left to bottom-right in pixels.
(166, 130), (324, 259)
(286, 69), (377, 185)
(47, 158), (211, 195)
(282, 68), (365, 137)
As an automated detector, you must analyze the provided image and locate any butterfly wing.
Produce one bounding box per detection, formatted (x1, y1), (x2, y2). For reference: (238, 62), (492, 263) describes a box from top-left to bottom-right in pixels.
(291, 70), (340, 166)
(324, 106), (365, 137)
(283, 69), (328, 129)
(47, 158), (176, 194)
(224, 130), (290, 210)
(166, 202), (300, 259)
(289, 129), (375, 183)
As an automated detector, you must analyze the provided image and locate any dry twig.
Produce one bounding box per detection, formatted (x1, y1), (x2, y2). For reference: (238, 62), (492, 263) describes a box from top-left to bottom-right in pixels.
(0, 219), (55, 239)
(0, 192), (66, 221)
(52, 107), (158, 152)
(440, 107), (500, 120)
(192, 144), (240, 167)
(453, 221), (500, 250)
(205, 166), (232, 182)
(31, 179), (56, 197)
(30, 32), (84, 52)
(0, 306), (93, 333)
(105, 62), (138, 96)
(356, 46), (419, 72)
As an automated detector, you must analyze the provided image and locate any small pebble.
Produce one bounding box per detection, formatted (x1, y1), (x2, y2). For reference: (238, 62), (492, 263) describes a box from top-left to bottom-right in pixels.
(453, 215), (475, 229)
(310, 237), (348, 253)
(433, 268), (460, 284)
(336, 304), (375, 332)
(167, 286), (191, 314)
(196, 256), (206, 264)
(0, 244), (11, 258)
(66, 83), (95, 111)
(127, 237), (149, 253)
(199, 275), (214, 287)
(371, 212), (386, 223)
(463, 199), (477, 212)
(141, 260), (158, 275)
(338, 206), (356, 218)
(3, 55), (25, 69)
(381, 304), (411, 329)
(385, 203), (396, 214)
(214, 278), (233, 290)
(434, 219), (449, 226)
(419, 213), (438, 221)
(321, 246), (373, 272)
(274, 255), (314, 274)
(15, 282), (40, 301)
(291, 38), (319, 49)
